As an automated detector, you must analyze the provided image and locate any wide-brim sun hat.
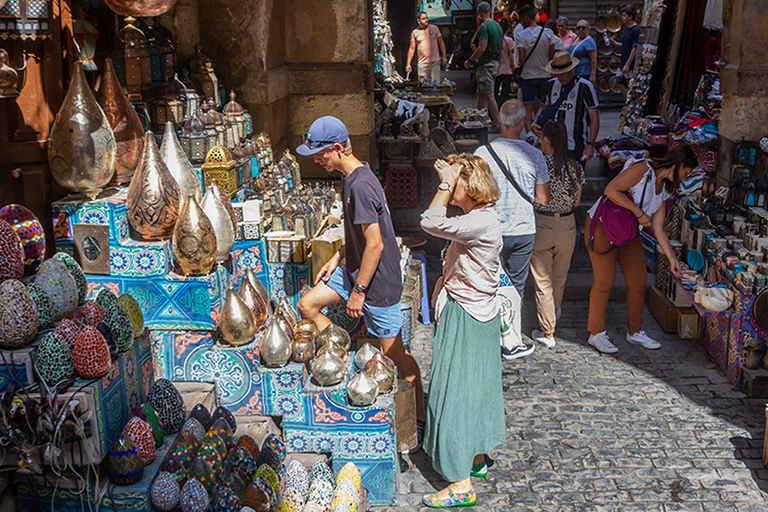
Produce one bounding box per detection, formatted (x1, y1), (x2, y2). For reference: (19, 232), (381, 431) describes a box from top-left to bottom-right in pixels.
(545, 51), (579, 74)
(295, 116), (349, 156)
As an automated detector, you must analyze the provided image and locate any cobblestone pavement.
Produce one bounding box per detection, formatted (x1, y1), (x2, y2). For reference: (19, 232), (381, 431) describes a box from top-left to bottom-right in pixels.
(375, 297), (768, 512)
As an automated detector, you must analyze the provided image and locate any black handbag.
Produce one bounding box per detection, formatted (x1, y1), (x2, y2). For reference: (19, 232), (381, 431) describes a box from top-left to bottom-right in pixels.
(514, 26), (545, 85)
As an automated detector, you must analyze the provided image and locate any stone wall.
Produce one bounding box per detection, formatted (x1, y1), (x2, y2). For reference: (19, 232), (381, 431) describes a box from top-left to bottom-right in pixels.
(163, 0), (375, 179)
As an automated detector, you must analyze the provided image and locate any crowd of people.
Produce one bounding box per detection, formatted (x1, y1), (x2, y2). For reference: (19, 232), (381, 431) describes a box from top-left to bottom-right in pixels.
(292, 4), (671, 509)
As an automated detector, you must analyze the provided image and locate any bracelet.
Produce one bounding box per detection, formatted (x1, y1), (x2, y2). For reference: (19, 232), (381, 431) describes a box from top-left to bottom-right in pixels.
(586, 141), (595, 146)
(636, 211), (644, 219)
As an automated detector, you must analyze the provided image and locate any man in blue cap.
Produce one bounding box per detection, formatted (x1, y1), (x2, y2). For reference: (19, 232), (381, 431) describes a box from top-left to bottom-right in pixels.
(296, 116), (427, 446)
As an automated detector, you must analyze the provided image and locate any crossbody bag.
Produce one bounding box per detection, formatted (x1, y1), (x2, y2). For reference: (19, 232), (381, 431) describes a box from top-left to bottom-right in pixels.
(485, 143), (534, 204)
(513, 26), (544, 85)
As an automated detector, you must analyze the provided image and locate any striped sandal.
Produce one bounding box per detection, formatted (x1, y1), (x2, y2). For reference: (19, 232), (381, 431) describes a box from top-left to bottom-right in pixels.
(422, 487), (477, 508)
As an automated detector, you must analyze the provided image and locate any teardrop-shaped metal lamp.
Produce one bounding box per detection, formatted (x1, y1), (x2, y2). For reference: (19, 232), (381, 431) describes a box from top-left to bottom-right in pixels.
(172, 194), (217, 276)
(219, 287), (256, 346)
(201, 185), (235, 262)
(160, 121), (201, 203)
(259, 315), (292, 368)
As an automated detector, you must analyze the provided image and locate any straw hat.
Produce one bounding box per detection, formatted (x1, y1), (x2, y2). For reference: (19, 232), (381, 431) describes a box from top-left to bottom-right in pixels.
(545, 51), (579, 75)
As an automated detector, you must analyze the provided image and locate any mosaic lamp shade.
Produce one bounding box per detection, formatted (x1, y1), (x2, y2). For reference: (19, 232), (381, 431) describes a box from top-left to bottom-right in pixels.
(52, 252), (87, 305)
(235, 434), (260, 461)
(242, 480), (271, 512)
(55, 317), (83, 352)
(211, 483), (242, 512)
(180, 477), (210, 512)
(0, 204), (45, 277)
(117, 293), (145, 338)
(151, 471), (181, 511)
(188, 403), (212, 430)
(228, 445), (257, 483)
(72, 325), (111, 379)
(309, 460), (334, 487)
(25, 282), (53, 330)
(210, 405), (237, 432)
(102, 304), (134, 353)
(136, 403), (164, 447)
(208, 417), (233, 449)
(262, 433), (286, 464)
(170, 425), (203, 470)
(122, 416), (156, 465)
(95, 288), (119, 311)
(35, 258), (78, 320)
(0, 217), (25, 283)
(188, 456), (216, 493)
(108, 434), (144, 485)
(180, 417), (206, 443)
(201, 430), (226, 464)
(0, 279), (39, 348)
(34, 332), (74, 386)
(160, 456), (187, 484)
(147, 378), (186, 434)
(78, 300), (105, 327)
(254, 463), (280, 497)
(283, 460), (310, 503)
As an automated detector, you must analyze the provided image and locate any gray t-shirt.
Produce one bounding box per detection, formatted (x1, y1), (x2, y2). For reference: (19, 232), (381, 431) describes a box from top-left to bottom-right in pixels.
(342, 163), (403, 307)
(475, 139), (550, 236)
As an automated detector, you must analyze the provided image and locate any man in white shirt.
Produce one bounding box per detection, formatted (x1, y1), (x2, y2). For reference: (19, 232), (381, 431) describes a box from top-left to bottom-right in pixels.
(475, 99), (551, 360)
(515, 5), (556, 139)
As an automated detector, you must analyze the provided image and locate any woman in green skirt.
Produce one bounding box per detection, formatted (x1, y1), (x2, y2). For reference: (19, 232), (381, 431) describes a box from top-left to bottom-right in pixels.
(419, 153), (506, 508)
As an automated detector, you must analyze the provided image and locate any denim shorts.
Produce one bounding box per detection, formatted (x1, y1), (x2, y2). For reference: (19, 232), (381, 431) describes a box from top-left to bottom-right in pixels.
(324, 266), (402, 339)
(520, 77), (549, 104)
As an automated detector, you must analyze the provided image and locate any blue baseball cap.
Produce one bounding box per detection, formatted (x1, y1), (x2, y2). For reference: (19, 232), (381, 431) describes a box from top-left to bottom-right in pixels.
(296, 116), (349, 156)
(477, 1), (492, 12)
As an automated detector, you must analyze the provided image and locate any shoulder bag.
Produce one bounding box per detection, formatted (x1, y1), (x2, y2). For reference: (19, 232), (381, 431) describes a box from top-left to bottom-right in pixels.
(485, 143), (534, 204)
(588, 170), (652, 254)
(513, 26), (544, 85)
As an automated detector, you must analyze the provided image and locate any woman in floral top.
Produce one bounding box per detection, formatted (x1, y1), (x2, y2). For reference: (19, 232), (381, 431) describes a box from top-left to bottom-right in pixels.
(530, 120), (585, 347)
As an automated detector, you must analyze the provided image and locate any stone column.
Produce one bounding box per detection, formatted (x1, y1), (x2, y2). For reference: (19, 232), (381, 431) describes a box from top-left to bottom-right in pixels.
(718, 0), (768, 184)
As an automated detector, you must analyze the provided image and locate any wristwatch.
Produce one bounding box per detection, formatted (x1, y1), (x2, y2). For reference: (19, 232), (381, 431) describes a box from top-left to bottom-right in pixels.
(353, 282), (368, 294)
(438, 182), (453, 193)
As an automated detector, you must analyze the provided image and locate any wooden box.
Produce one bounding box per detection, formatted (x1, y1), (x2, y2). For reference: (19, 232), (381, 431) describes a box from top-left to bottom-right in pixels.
(649, 285), (679, 333)
(677, 307), (699, 339)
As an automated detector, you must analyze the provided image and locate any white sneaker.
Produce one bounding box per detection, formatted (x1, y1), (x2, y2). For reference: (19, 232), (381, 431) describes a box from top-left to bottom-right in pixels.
(556, 307), (562, 321)
(588, 331), (618, 354)
(626, 330), (661, 350)
(532, 329), (556, 348)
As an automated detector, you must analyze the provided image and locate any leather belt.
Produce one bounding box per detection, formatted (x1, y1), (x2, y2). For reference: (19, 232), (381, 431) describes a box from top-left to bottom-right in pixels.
(535, 210), (573, 217)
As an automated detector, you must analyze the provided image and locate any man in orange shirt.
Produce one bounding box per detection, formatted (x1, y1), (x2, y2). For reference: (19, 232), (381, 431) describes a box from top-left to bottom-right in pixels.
(405, 12), (447, 83)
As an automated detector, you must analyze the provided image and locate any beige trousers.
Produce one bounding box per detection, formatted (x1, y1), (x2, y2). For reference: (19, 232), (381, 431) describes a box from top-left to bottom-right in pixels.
(530, 212), (577, 336)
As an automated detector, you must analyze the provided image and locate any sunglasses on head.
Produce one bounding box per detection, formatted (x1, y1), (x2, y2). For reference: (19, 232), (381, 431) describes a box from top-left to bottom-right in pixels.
(303, 134), (336, 150)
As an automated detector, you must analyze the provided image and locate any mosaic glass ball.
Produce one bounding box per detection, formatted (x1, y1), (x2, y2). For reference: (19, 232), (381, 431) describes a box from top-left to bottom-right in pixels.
(0, 204), (45, 277)
(108, 434), (144, 485)
(255, 446), (282, 476)
(35, 332), (74, 385)
(211, 484), (242, 512)
(36, 258), (78, 320)
(228, 445), (257, 482)
(203, 429), (227, 461)
(188, 403), (212, 430)
(117, 294), (144, 338)
(95, 288), (119, 311)
(135, 403), (163, 448)
(73, 325), (111, 378)
(181, 417), (206, 443)
(208, 417), (233, 448)
(242, 480), (271, 512)
(55, 318), (82, 352)
(160, 456), (187, 484)
(96, 321), (119, 360)
(283, 460), (310, 502)
(210, 405), (237, 432)
(180, 478), (210, 512)
(188, 456), (216, 493)
(147, 378), (186, 435)
(78, 300), (105, 327)
(255, 464), (280, 497)
(151, 471), (181, 511)
(103, 304), (133, 353)
(122, 416), (156, 465)
(262, 433), (286, 464)
(52, 252), (87, 305)
(236, 434), (260, 461)
(310, 460), (334, 487)
(26, 282), (53, 330)
(0, 279), (39, 348)
(0, 218), (24, 283)
(222, 470), (247, 495)
(252, 476), (276, 510)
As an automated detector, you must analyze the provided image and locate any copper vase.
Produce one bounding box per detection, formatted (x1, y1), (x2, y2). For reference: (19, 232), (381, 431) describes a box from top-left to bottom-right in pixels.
(172, 194), (217, 276)
(48, 61), (117, 196)
(103, 0), (178, 17)
(245, 268), (272, 316)
(126, 131), (181, 240)
(291, 334), (315, 363)
(160, 121), (201, 203)
(219, 287), (256, 347)
(210, 179), (237, 232)
(96, 57), (144, 186)
(238, 277), (268, 331)
(201, 185), (234, 262)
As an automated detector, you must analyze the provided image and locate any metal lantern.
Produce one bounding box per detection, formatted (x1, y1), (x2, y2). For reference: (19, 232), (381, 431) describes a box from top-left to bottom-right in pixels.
(110, 17), (152, 99)
(187, 43), (219, 106)
(177, 71), (202, 121)
(138, 18), (163, 90)
(178, 113), (207, 164)
(154, 17), (176, 83)
(223, 92), (246, 140)
(201, 145), (237, 199)
(198, 102), (220, 154)
(153, 95), (184, 128)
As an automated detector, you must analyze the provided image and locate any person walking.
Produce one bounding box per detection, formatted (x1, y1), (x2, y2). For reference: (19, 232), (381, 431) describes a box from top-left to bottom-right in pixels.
(568, 20), (597, 84)
(464, 1), (504, 129)
(556, 16), (578, 49)
(609, 4), (640, 98)
(295, 116), (427, 443)
(494, 18), (516, 110)
(475, 99), (550, 360)
(405, 11), (448, 83)
(530, 120), (585, 348)
(420, 153), (505, 508)
(585, 145), (698, 354)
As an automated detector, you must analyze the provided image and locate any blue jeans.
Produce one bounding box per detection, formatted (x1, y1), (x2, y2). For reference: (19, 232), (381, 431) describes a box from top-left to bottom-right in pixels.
(520, 77), (549, 104)
(501, 233), (536, 299)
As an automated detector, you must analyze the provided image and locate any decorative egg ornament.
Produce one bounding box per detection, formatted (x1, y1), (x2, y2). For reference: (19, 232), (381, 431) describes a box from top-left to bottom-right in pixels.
(0, 279), (39, 348)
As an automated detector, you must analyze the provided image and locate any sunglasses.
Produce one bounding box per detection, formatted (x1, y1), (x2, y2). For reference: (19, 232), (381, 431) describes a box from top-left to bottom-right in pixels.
(577, 26), (589, 30)
(303, 134), (337, 150)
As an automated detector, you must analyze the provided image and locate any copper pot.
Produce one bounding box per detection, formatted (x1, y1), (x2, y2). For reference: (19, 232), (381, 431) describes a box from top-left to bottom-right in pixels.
(103, 0), (178, 17)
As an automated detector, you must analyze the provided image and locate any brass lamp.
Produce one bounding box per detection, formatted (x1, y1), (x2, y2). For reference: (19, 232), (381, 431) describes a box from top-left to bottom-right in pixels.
(201, 145), (237, 199)
(223, 92), (246, 140)
(178, 113), (207, 164)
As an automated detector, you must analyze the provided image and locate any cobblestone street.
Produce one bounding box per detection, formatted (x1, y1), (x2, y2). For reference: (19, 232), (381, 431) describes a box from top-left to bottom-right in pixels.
(379, 289), (768, 511)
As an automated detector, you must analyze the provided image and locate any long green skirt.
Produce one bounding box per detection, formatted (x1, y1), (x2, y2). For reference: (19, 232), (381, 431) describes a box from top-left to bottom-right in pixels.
(424, 297), (506, 482)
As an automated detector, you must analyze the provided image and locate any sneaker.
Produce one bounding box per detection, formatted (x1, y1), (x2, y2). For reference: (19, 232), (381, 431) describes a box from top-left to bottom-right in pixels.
(408, 420), (426, 454)
(556, 307), (562, 321)
(532, 329), (556, 348)
(501, 343), (535, 360)
(588, 331), (619, 354)
(626, 330), (661, 350)
(525, 131), (535, 145)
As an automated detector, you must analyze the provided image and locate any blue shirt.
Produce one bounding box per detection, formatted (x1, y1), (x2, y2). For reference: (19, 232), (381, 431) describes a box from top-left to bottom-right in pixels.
(568, 36), (597, 78)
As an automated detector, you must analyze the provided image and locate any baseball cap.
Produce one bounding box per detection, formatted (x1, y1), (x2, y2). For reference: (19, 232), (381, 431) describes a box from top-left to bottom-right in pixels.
(295, 116), (349, 156)
(477, 1), (491, 12)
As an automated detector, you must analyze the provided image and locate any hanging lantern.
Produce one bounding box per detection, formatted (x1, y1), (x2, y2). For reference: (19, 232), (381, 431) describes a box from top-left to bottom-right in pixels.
(187, 43), (219, 106)
(178, 113), (207, 164)
(201, 146), (237, 199)
(110, 17), (152, 99)
(198, 102), (220, 154)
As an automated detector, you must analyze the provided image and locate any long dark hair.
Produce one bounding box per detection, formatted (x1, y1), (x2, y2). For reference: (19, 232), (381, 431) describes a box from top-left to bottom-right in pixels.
(651, 144), (698, 193)
(542, 120), (580, 197)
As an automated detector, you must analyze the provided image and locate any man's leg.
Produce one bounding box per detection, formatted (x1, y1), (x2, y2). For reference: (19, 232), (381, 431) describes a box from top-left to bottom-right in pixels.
(379, 333), (426, 422)
(479, 92), (500, 127)
(297, 281), (344, 331)
(500, 234), (536, 299)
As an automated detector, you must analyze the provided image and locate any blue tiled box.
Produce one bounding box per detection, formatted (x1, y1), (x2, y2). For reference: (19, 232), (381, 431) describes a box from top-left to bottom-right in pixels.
(108, 238), (171, 277)
(52, 190), (130, 246)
